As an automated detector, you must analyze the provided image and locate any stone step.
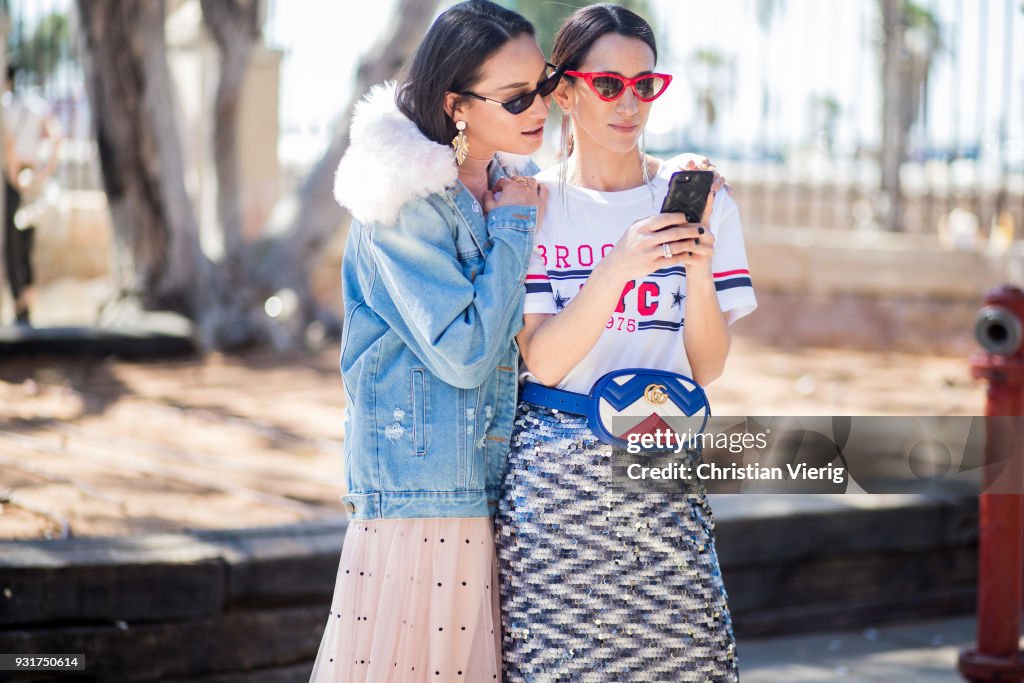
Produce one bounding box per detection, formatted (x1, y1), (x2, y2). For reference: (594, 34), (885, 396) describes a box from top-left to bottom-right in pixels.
(0, 324), (194, 360)
(713, 493), (978, 636)
(0, 495), (979, 680)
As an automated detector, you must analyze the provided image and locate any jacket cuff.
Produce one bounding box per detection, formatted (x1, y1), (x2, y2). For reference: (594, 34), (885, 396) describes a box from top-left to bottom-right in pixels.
(486, 205), (537, 232)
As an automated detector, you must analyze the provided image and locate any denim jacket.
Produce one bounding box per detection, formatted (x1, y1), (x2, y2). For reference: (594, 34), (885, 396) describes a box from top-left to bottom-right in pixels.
(332, 82), (538, 520)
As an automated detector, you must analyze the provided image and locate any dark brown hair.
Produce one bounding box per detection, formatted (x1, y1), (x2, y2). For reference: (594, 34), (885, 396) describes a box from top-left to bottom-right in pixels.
(396, 0), (535, 146)
(550, 4), (657, 76)
(551, 5), (659, 201)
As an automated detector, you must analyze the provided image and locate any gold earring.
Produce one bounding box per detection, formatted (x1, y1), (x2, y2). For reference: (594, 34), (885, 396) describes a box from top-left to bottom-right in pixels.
(452, 120), (469, 166)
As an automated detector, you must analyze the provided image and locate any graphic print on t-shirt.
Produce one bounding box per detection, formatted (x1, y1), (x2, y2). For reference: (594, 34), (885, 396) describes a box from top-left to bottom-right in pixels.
(521, 162), (758, 395)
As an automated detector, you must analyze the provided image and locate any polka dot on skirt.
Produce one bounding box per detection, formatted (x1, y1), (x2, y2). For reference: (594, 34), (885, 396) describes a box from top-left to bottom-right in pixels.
(309, 517), (501, 682)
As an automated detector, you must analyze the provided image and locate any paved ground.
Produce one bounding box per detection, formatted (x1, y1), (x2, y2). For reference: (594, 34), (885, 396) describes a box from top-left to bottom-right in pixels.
(0, 280), (1012, 680)
(0, 348), (348, 539)
(712, 336), (984, 417)
(9, 275), (990, 417)
(0, 310), (987, 541)
(739, 614), (1023, 682)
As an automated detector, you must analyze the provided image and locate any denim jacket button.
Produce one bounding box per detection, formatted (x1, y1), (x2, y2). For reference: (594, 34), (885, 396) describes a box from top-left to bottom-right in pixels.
(344, 501), (356, 513)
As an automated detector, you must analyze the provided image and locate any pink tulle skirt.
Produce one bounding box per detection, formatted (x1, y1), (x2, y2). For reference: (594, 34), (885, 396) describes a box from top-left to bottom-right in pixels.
(309, 516), (501, 682)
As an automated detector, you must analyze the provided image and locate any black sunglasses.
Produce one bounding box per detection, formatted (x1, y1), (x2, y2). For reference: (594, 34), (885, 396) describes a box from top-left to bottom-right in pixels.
(457, 63), (563, 115)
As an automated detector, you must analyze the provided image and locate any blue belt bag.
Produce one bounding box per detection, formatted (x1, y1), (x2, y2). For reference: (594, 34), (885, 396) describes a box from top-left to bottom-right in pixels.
(520, 368), (711, 449)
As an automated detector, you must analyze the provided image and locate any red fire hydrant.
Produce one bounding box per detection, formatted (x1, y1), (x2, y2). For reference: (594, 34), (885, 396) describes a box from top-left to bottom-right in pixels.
(959, 285), (1024, 682)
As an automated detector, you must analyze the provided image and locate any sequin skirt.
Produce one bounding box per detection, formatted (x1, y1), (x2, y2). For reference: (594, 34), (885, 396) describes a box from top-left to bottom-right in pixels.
(495, 402), (740, 682)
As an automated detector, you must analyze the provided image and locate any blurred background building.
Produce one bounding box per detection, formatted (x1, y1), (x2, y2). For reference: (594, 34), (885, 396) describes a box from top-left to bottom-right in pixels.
(0, 0), (1021, 352)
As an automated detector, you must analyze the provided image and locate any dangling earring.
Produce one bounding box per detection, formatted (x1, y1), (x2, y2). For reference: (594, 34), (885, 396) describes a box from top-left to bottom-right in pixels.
(640, 129), (650, 186)
(641, 129), (655, 202)
(452, 121), (469, 166)
(558, 117), (571, 184)
(559, 116), (572, 162)
(558, 115), (572, 218)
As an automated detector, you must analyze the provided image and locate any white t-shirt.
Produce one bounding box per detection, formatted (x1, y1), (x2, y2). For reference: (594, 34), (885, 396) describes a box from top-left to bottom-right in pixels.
(522, 161), (758, 394)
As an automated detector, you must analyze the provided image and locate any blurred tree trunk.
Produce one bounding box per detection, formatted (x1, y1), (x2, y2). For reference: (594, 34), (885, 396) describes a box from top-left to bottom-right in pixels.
(77, 1), (205, 315)
(200, 0), (260, 261)
(76, 0), (440, 350)
(879, 0), (941, 232)
(249, 0), (441, 331)
(0, 16), (8, 302)
(77, 0), (260, 348)
(879, 0), (905, 232)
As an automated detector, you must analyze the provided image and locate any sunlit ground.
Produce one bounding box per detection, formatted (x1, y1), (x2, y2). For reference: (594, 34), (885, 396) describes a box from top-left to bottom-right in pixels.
(0, 326), (985, 540)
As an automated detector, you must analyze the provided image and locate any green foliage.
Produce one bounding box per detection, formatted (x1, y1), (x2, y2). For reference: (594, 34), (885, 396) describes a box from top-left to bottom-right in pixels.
(905, 0), (942, 52)
(10, 12), (69, 83)
(904, 0), (939, 33)
(691, 47), (727, 69)
(818, 94), (841, 118)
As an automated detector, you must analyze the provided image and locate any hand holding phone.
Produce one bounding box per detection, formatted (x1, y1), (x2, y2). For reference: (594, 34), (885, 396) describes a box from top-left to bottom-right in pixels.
(660, 170), (715, 224)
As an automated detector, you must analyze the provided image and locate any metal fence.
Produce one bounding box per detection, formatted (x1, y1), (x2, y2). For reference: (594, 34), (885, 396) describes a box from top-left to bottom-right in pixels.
(3, 0), (1022, 242)
(644, 0), (1023, 239)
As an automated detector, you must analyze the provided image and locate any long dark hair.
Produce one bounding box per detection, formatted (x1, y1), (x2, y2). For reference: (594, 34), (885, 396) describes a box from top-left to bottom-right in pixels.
(552, 4), (658, 142)
(396, 0), (535, 146)
(551, 5), (659, 203)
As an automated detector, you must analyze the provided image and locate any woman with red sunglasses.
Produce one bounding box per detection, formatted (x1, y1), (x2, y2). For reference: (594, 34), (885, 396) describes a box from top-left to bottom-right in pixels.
(494, 4), (756, 681)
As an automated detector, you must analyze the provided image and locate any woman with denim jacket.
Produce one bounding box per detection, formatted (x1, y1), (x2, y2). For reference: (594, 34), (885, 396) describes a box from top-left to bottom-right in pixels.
(495, 5), (757, 682)
(308, 2), (562, 681)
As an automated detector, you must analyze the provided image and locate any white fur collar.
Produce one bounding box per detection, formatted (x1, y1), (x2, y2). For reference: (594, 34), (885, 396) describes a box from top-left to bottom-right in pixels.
(333, 81), (534, 226)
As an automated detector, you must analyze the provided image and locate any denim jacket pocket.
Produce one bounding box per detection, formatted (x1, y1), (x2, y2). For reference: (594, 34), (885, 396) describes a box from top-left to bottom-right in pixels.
(411, 368), (428, 456)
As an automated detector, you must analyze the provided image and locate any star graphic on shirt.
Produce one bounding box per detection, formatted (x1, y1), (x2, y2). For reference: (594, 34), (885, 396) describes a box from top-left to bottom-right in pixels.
(553, 290), (570, 311)
(671, 288), (685, 309)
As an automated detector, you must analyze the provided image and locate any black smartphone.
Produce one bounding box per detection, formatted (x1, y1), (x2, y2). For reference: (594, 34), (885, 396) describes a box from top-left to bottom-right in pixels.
(660, 170), (714, 224)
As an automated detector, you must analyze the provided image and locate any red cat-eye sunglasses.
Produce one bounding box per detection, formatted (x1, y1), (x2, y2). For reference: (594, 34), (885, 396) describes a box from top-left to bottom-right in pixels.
(563, 70), (672, 102)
